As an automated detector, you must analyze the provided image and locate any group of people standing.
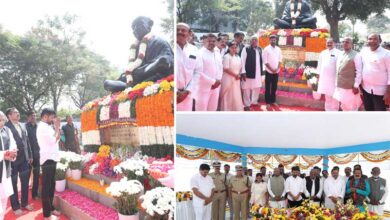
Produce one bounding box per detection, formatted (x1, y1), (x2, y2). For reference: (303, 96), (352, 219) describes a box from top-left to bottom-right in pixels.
(191, 162), (388, 220)
(177, 23), (282, 111)
(0, 108), (79, 220)
(317, 34), (390, 111)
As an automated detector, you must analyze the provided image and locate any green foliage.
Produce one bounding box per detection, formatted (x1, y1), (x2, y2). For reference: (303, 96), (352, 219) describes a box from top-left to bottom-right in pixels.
(367, 14), (390, 34)
(56, 108), (81, 119)
(161, 0), (174, 47)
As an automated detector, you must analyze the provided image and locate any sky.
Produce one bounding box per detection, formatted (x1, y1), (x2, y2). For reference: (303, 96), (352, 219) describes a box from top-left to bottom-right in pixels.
(0, 0), (172, 70)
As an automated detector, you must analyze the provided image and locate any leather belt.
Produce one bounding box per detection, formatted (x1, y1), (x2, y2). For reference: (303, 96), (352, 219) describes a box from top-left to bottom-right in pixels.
(214, 190), (226, 193)
(231, 189), (249, 195)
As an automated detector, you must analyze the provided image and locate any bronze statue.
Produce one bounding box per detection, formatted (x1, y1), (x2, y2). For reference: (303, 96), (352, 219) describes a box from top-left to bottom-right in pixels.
(274, 0), (317, 29)
(104, 16), (173, 93)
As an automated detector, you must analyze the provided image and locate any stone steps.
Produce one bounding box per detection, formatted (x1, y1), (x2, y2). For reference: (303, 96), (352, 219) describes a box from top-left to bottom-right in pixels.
(259, 89), (325, 110)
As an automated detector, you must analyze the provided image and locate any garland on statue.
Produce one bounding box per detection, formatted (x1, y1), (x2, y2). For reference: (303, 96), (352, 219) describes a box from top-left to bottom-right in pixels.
(290, 0), (302, 26)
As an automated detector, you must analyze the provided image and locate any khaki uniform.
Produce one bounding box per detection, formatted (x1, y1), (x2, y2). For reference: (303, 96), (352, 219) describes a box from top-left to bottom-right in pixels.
(229, 175), (251, 220)
(210, 172), (227, 220)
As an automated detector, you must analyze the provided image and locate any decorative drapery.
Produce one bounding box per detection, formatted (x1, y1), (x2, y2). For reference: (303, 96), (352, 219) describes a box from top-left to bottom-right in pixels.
(213, 150), (241, 162)
(274, 155), (298, 166)
(176, 145), (209, 160)
(329, 154), (358, 164)
(247, 154), (272, 164)
(360, 151), (390, 162)
(301, 156), (323, 165)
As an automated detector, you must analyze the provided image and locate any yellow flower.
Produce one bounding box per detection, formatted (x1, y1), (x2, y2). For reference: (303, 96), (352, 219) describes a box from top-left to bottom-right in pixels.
(132, 81), (154, 91)
(159, 80), (171, 93)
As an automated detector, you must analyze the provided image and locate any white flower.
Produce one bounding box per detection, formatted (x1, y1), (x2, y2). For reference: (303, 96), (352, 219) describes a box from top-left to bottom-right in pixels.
(99, 96), (111, 106)
(114, 158), (149, 176)
(310, 31), (320, 37)
(106, 177), (143, 197)
(100, 106), (110, 121)
(278, 30), (286, 36)
(89, 163), (99, 175)
(56, 162), (68, 171)
(81, 130), (101, 145)
(143, 84), (160, 97)
(118, 101), (131, 119)
(141, 187), (175, 219)
(309, 77), (318, 85)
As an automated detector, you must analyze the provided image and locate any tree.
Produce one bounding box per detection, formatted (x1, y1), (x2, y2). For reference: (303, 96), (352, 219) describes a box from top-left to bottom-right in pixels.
(311, 0), (390, 42)
(274, 0), (289, 19)
(161, 0), (174, 46)
(244, 0), (274, 34)
(367, 14), (390, 34)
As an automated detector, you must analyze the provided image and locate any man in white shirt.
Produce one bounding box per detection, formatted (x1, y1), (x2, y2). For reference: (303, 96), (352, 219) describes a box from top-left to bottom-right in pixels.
(304, 169), (323, 206)
(190, 163), (215, 220)
(263, 35), (283, 111)
(324, 166), (345, 209)
(368, 167), (388, 216)
(317, 38), (341, 111)
(268, 168), (286, 208)
(285, 166), (305, 207)
(0, 111), (17, 220)
(176, 23), (202, 111)
(241, 35), (263, 111)
(215, 36), (228, 57)
(194, 33), (223, 111)
(37, 109), (61, 220)
(356, 33), (390, 111)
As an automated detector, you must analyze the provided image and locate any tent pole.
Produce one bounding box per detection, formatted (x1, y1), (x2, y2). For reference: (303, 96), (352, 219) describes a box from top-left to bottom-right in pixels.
(242, 154), (247, 168)
(323, 155), (329, 171)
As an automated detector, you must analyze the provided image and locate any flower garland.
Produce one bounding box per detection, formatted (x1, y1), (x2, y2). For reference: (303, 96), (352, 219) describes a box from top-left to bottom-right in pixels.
(248, 154), (272, 164)
(274, 155), (298, 166)
(176, 145), (210, 160)
(290, 0), (302, 26)
(213, 150), (241, 162)
(301, 155), (322, 165)
(329, 153), (358, 165)
(360, 150), (390, 162)
(82, 130), (101, 146)
(81, 109), (99, 132)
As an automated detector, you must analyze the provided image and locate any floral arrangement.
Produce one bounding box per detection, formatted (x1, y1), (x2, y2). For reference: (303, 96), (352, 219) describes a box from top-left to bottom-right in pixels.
(250, 204), (272, 219)
(176, 191), (193, 202)
(68, 153), (84, 170)
(55, 162), (68, 181)
(303, 67), (319, 91)
(114, 158), (149, 181)
(140, 187), (175, 220)
(260, 28), (330, 38)
(83, 145), (121, 179)
(106, 178), (144, 216)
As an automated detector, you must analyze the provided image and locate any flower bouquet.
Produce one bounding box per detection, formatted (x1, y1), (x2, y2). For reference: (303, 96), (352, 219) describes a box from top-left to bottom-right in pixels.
(55, 162), (68, 192)
(303, 67), (320, 99)
(176, 191), (192, 202)
(68, 153), (84, 180)
(250, 204), (272, 220)
(334, 200), (360, 219)
(106, 178), (144, 220)
(140, 187), (175, 220)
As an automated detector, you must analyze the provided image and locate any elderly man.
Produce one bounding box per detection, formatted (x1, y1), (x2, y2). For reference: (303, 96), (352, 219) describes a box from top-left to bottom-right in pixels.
(241, 35), (263, 111)
(61, 115), (80, 154)
(263, 35), (283, 110)
(357, 33), (390, 111)
(304, 169), (323, 206)
(191, 164), (215, 220)
(229, 165), (251, 220)
(195, 33), (223, 111)
(346, 169), (371, 212)
(268, 167), (286, 208)
(0, 111), (17, 219)
(368, 167), (388, 216)
(317, 38), (341, 111)
(324, 167), (345, 209)
(176, 22), (201, 111)
(209, 161), (227, 220)
(333, 37), (363, 111)
(285, 166), (305, 208)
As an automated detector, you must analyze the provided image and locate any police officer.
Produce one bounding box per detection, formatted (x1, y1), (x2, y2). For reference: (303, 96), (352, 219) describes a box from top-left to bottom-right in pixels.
(209, 161), (227, 220)
(228, 165), (251, 220)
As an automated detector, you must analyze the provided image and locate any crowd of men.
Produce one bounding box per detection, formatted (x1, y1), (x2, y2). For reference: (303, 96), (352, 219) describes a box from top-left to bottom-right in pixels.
(0, 108), (80, 220)
(177, 21), (390, 111)
(190, 162), (388, 220)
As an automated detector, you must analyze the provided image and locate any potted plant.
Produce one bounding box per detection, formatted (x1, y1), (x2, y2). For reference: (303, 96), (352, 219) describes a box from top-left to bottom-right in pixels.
(68, 154), (84, 180)
(114, 158), (150, 190)
(140, 187), (175, 220)
(55, 162), (68, 192)
(59, 151), (73, 178)
(106, 177), (144, 220)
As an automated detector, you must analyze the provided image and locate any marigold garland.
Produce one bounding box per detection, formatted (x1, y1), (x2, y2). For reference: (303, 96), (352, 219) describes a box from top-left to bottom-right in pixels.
(306, 37), (326, 53)
(274, 155), (298, 166)
(81, 109), (99, 132)
(248, 154), (272, 164)
(301, 155), (323, 165)
(329, 154), (358, 165)
(176, 145), (209, 160)
(212, 150), (241, 162)
(360, 151), (390, 162)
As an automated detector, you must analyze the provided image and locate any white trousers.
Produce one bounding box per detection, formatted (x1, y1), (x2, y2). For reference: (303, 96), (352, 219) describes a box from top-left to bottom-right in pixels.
(325, 95), (339, 111)
(242, 88), (260, 107)
(0, 197), (7, 220)
(368, 204), (384, 216)
(194, 204), (212, 220)
(269, 200), (286, 208)
(177, 94), (193, 111)
(195, 88), (220, 111)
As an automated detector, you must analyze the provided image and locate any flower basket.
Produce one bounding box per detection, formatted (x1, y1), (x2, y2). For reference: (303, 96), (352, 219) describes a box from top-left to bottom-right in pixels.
(140, 187), (174, 220)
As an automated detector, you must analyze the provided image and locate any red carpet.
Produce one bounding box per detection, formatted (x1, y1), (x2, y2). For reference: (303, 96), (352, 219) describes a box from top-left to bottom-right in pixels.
(4, 190), (69, 220)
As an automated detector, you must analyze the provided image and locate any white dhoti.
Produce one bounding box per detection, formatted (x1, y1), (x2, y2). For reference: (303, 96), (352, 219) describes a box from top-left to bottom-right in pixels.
(195, 88), (220, 111)
(241, 77), (261, 107)
(368, 204), (384, 216)
(269, 200), (286, 208)
(324, 95), (339, 111)
(177, 94), (193, 111)
(333, 88), (362, 111)
(194, 204), (212, 220)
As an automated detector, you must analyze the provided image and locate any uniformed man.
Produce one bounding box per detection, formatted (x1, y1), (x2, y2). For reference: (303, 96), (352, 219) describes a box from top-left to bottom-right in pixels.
(228, 165), (251, 220)
(209, 161), (226, 220)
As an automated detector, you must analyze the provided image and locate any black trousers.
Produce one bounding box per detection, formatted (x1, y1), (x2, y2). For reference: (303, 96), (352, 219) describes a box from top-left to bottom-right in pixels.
(362, 88), (387, 111)
(10, 159), (30, 210)
(41, 160), (56, 217)
(288, 199), (302, 208)
(265, 72), (278, 104)
(30, 157), (40, 198)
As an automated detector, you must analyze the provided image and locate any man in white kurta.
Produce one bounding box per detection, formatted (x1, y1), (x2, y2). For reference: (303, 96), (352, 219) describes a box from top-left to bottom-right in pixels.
(194, 34), (223, 111)
(0, 111), (17, 220)
(317, 38), (341, 111)
(324, 167), (345, 209)
(285, 166), (305, 208)
(176, 23), (202, 111)
(191, 164), (215, 220)
(241, 35), (263, 110)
